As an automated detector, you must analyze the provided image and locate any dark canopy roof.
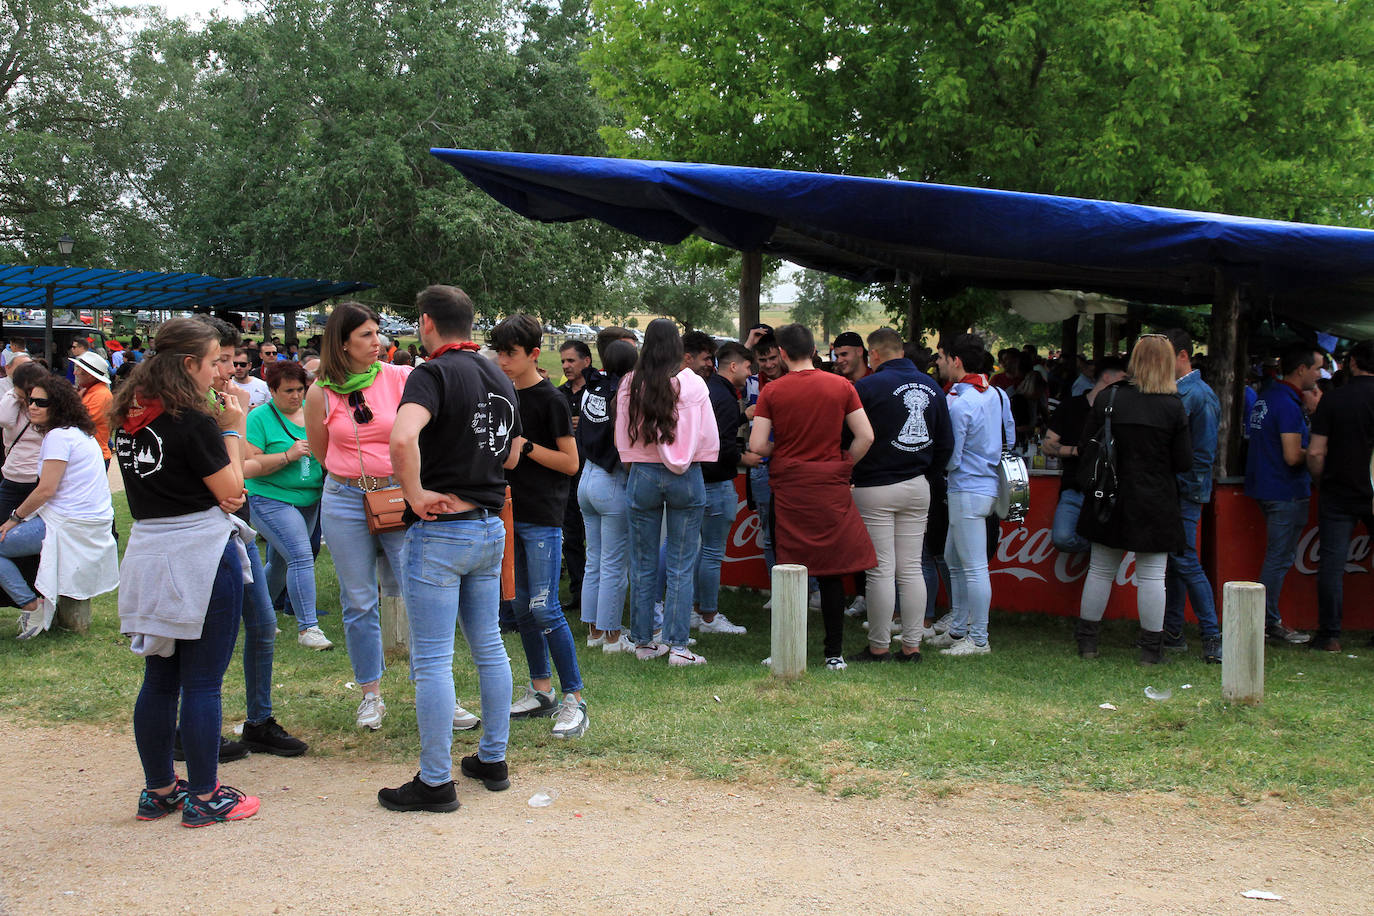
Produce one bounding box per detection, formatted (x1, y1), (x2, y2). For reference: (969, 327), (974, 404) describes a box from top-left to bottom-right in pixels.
(431, 149), (1374, 337)
(0, 265), (372, 314)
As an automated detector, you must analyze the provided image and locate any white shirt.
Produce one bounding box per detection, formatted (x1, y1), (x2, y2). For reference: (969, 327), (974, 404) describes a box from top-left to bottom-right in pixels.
(236, 375), (271, 408)
(38, 426), (112, 520)
(0, 391), (40, 482)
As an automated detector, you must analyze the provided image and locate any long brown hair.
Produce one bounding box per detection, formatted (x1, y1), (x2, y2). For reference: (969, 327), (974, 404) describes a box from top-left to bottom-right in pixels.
(109, 318), (219, 427)
(318, 301), (380, 387)
(30, 373), (97, 436)
(626, 318), (684, 446)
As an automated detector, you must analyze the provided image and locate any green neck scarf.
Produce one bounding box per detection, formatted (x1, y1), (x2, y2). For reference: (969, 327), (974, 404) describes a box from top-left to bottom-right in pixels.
(317, 362), (381, 394)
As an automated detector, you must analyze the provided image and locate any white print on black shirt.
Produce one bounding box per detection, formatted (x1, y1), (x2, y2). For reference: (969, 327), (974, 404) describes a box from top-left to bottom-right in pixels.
(117, 427), (165, 478)
(581, 391), (608, 424)
(894, 383), (932, 452)
(471, 393), (516, 456)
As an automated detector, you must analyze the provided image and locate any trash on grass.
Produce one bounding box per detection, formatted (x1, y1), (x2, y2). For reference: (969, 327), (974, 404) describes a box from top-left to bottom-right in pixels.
(344, 681), (357, 690)
(713, 695), (721, 703)
(1144, 686), (1173, 701)
(1240, 890), (1283, 901)
(1180, 684), (1194, 689)
(1099, 703), (1117, 710)
(528, 788), (558, 808)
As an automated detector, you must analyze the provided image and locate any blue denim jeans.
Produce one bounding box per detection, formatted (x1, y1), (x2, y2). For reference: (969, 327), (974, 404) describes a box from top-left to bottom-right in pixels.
(578, 462), (629, 632)
(1051, 488), (1090, 554)
(945, 490), (995, 645)
(400, 517), (511, 785)
(320, 478), (408, 684)
(0, 515), (45, 606)
(1164, 499), (1219, 638)
(249, 494), (322, 630)
(133, 540), (243, 795)
(694, 479), (737, 614)
(748, 464), (775, 571)
(1257, 498), (1309, 627)
(511, 522), (583, 695)
(1316, 502), (1374, 639)
(240, 536), (277, 724)
(627, 462), (705, 647)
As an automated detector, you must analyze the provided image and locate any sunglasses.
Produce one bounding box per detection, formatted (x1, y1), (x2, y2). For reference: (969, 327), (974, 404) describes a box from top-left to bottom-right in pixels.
(348, 390), (373, 424)
(233, 361), (250, 367)
(29, 397), (50, 407)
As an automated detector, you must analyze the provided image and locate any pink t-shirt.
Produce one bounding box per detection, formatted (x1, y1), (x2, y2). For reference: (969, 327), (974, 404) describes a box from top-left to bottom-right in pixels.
(321, 363), (412, 478)
(614, 367), (719, 475)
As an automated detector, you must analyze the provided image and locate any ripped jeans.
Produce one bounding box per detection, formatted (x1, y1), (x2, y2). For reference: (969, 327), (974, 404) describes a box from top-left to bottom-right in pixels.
(511, 522), (583, 696)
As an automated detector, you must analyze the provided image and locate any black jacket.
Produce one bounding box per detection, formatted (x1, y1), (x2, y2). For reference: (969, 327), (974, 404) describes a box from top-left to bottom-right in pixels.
(701, 373), (742, 483)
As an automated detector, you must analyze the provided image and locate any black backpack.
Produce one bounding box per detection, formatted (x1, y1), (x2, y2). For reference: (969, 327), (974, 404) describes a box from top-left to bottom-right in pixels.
(1080, 386), (1120, 525)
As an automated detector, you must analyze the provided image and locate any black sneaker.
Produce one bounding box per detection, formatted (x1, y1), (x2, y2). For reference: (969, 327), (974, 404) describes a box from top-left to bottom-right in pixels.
(845, 646), (893, 663)
(241, 718), (308, 757)
(1311, 636), (1342, 652)
(1265, 623), (1311, 645)
(1162, 630), (1187, 651)
(378, 773), (460, 813)
(136, 779), (190, 821)
(173, 733), (250, 763)
(1202, 635), (1222, 664)
(892, 648), (922, 663)
(460, 754), (511, 792)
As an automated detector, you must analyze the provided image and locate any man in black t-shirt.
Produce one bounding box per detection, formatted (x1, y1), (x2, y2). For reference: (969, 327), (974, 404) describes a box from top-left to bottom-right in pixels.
(1307, 339), (1374, 651)
(492, 315), (588, 740)
(1043, 357), (1125, 554)
(379, 285), (520, 814)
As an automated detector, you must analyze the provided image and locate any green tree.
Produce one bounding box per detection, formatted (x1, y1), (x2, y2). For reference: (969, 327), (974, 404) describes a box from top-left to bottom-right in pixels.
(790, 269), (866, 343)
(611, 243), (736, 333)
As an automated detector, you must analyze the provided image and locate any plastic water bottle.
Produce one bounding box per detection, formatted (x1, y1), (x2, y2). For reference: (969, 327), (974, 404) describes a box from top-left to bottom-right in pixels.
(299, 456), (310, 479)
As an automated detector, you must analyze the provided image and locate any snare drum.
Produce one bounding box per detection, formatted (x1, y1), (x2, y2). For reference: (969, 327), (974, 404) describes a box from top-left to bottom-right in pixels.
(995, 451), (1031, 523)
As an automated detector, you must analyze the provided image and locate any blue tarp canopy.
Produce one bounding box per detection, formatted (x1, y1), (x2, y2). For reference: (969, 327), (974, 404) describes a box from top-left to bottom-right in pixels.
(432, 148), (1374, 338)
(0, 265), (372, 314)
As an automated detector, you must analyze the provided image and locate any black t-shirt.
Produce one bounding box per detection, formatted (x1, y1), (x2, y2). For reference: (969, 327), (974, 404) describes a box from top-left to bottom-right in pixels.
(1047, 394), (1091, 492)
(400, 349), (521, 514)
(507, 378), (574, 526)
(1311, 375), (1374, 513)
(115, 409), (229, 520)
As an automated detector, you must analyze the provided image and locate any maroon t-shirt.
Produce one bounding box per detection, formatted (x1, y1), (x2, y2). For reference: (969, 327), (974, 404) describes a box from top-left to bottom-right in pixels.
(755, 369), (862, 462)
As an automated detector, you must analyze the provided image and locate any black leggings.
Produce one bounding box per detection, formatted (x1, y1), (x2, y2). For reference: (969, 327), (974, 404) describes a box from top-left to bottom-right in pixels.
(818, 575), (847, 658)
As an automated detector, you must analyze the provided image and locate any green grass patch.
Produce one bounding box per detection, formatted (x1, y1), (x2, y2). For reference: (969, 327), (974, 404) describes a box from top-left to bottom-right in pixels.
(3, 493), (1371, 803)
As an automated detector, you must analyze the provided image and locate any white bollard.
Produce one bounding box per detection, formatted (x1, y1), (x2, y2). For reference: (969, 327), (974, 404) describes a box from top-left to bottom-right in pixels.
(1221, 581), (1265, 705)
(770, 564), (808, 678)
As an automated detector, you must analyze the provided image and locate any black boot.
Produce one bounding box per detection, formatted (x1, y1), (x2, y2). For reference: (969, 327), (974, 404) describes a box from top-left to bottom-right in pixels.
(1138, 629), (1165, 666)
(1075, 619), (1100, 659)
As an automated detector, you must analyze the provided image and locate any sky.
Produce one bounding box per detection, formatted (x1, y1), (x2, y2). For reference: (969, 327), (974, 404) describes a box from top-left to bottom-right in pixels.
(149, 0), (248, 22)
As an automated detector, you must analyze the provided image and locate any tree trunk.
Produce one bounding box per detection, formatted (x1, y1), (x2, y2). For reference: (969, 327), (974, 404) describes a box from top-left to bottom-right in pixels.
(737, 250), (761, 340)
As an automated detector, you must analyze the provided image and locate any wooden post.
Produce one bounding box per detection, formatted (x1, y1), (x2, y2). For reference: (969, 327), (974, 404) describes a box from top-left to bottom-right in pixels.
(380, 593), (409, 655)
(1092, 314), (1107, 359)
(770, 564), (808, 678)
(1221, 581), (1265, 704)
(906, 276), (923, 342)
(738, 250), (762, 341)
(54, 597), (91, 634)
(1209, 270), (1247, 477)
(1061, 314), (1079, 360)
(285, 310), (298, 347)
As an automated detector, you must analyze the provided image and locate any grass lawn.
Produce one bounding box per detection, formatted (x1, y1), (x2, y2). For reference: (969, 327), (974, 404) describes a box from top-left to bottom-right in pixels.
(3, 493), (1371, 805)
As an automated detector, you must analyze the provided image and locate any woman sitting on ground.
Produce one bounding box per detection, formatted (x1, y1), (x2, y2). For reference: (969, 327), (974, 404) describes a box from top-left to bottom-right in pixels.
(0, 374), (119, 639)
(244, 360), (329, 650)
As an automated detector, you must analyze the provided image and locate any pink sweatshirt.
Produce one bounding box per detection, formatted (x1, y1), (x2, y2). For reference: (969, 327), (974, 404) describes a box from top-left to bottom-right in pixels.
(614, 367), (720, 475)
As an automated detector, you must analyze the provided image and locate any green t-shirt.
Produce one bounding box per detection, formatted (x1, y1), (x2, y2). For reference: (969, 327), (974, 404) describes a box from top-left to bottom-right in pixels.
(245, 402), (324, 506)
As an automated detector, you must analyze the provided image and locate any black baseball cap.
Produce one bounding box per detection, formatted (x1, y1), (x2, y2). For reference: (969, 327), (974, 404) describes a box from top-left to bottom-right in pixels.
(832, 331), (865, 350)
(748, 322), (773, 334)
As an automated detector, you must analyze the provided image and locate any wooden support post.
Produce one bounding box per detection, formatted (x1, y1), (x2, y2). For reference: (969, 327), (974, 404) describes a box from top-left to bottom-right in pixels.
(1221, 581), (1265, 704)
(1092, 314), (1107, 359)
(906, 276), (923, 342)
(1209, 270), (1247, 477)
(285, 310), (298, 347)
(54, 597), (91, 634)
(380, 593), (409, 656)
(769, 564), (808, 678)
(738, 250), (762, 341)
(1061, 314), (1079, 360)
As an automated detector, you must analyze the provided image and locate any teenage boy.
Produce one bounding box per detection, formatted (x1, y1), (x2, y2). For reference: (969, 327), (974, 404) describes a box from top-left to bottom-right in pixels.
(741, 332), (790, 600)
(691, 341), (751, 635)
(491, 314), (588, 739)
(831, 331), (871, 383)
(379, 284), (519, 812)
(558, 339), (595, 611)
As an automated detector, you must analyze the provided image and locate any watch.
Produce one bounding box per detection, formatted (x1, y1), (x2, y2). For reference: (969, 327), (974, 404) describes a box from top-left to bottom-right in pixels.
(9, 510), (23, 523)
(521, 440), (535, 456)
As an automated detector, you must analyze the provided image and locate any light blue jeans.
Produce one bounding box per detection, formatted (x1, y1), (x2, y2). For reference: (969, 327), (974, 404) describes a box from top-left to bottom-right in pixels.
(511, 522), (583, 695)
(944, 490), (996, 645)
(693, 479), (737, 614)
(249, 494), (322, 630)
(401, 516), (511, 785)
(578, 462), (629, 632)
(627, 462), (705, 648)
(1051, 488), (1090, 554)
(320, 478), (407, 684)
(0, 515), (45, 606)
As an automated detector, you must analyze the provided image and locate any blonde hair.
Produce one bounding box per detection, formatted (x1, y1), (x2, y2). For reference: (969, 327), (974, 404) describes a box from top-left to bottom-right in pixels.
(1128, 336), (1178, 395)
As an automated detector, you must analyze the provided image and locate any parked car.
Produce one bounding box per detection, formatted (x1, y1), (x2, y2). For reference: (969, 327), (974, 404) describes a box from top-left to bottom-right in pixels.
(564, 323), (594, 339)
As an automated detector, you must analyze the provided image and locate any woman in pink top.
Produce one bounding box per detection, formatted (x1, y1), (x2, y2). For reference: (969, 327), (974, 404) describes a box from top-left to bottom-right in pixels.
(614, 318), (718, 666)
(304, 302), (411, 731)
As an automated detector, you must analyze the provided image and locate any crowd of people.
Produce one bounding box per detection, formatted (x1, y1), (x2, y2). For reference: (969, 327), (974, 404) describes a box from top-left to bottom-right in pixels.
(4, 292), (1372, 824)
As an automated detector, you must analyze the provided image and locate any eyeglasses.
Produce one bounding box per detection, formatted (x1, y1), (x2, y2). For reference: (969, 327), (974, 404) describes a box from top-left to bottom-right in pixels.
(233, 361), (250, 367)
(348, 390), (373, 424)
(29, 397), (50, 407)
(261, 350), (277, 357)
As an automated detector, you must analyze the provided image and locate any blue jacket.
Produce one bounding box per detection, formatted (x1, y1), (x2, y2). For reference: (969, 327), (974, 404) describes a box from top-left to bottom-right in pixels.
(852, 358), (953, 488)
(1175, 370), (1219, 504)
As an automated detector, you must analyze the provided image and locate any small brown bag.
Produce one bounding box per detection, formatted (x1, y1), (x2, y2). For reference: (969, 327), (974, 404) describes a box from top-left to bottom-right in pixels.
(349, 398), (407, 535)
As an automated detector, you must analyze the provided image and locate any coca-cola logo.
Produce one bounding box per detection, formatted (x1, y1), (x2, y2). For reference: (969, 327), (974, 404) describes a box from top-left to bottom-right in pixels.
(991, 525), (1141, 586)
(1293, 527), (1372, 576)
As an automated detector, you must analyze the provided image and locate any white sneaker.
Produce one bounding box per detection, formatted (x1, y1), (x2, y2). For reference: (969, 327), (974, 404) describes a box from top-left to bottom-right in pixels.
(697, 613), (747, 635)
(551, 695), (588, 739)
(586, 632), (608, 648)
(925, 629), (960, 649)
(635, 643), (670, 661)
(919, 625), (937, 641)
(356, 692), (386, 730)
(453, 703), (481, 730)
(931, 611), (954, 634)
(940, 637), (991, 657)
(824, 656), (848, 671)
(668, 647), (707, 666)
(845, 595), (867, 618)
(602, 634), (635, 654)
(510, 684), (557, 718)
(297, 625), (333, 651)
(689, 610), (703, 630)
(15, 609), (42, 640)
(808, 591), (822, 611)
(762, 597), (773, 610)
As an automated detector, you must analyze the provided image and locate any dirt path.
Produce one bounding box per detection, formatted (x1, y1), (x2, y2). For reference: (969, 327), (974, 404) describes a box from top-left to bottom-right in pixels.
(1, 722), (1369, 914)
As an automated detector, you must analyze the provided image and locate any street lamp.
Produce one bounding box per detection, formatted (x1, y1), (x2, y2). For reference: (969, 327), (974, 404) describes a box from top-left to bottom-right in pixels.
(46, 234), (74, 366)
(57, 234), (74, 259)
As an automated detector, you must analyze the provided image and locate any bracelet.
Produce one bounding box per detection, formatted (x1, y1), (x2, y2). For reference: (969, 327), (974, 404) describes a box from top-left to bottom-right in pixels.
(221, 430), (241, 438)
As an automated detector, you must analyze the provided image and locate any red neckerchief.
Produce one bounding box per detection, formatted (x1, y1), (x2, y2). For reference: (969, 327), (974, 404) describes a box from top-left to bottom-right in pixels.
(122, 393), (165, 434)
(427, 341), (483, 359)
(957, 373), (989, 392)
